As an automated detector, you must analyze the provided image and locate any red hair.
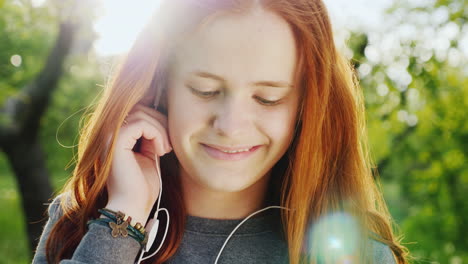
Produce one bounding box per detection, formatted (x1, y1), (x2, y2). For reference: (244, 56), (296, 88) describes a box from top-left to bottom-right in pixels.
(46, 0), (408, 263)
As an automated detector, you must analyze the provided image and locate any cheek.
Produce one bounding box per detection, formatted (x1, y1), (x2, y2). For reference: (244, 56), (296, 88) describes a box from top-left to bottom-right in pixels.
(264, 109), (297, 145)
(257, 98), (298, 145)
(167, 86), (210, 143)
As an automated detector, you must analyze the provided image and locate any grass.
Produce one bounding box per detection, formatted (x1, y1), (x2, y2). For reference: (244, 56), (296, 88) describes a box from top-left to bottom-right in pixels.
(0, 152), (71, 264)
(0, 155), (30, 264)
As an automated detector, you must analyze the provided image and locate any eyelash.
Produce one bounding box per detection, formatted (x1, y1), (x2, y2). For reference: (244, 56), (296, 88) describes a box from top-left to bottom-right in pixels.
(189, 87), (281, 106)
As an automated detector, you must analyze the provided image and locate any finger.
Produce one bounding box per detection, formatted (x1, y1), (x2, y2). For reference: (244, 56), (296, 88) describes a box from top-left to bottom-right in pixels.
(139, 137), (158, 160)
(129, 104), (168, 129)
(125, 111), (171, 150)
(140, 136), (171, 159)
(118, 119), (168, 157)
(124, 115), (171, 153)
(126, 109), (168, 133)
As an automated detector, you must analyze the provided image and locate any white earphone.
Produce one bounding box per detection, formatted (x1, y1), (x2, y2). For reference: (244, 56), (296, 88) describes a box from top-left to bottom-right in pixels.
(134, 154), (290, 264)
(134, 96), (291, 264)
(135, 156), (170, 264)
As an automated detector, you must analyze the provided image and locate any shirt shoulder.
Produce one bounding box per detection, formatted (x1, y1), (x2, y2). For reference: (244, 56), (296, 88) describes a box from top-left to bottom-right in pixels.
(369, 238), (397, 264)
(32, 192), (69, 264)
(33, 192), (142, 264)
(48, 192), (67, 219)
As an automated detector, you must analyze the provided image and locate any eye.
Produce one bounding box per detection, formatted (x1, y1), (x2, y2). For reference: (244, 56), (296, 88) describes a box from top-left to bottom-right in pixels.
(188, 86), (220, 98)
(254, 96), (282, 106)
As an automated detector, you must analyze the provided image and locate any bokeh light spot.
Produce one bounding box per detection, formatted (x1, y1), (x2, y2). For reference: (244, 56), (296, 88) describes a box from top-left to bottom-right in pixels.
(10, 54), (22, 67)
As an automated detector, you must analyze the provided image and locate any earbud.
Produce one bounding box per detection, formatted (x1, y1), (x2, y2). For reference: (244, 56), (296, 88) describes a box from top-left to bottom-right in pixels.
(213, 206), (291, 264)
(133, 122), (291, 264)
(145, 219), (159, 252)
(135, 157), (170, 264)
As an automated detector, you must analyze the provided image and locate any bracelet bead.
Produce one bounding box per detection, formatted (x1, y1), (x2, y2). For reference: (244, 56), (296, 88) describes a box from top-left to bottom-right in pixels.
(94, 208), (148, 248)
(134, 222), (145, 233)
(124, 215), (132, 224)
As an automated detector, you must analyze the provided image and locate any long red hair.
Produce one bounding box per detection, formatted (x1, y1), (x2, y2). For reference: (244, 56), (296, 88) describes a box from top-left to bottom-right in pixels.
(46, 0), (409, 263)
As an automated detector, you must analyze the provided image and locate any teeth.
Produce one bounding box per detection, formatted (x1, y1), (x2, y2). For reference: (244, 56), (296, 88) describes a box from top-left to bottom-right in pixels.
(220, 148), (251, 153)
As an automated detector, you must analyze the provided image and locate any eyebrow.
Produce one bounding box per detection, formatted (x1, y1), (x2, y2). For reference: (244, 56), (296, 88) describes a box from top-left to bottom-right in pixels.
(192, 71), (293, 89)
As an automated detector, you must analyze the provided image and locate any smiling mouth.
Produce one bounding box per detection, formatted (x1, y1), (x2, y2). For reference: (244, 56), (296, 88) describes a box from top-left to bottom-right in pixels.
(202, 143), (255, 152)
(200, 143), (262, 161)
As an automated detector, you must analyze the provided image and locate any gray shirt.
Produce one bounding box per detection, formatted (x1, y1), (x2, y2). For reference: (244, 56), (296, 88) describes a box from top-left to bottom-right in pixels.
(32, 194), (396, 263)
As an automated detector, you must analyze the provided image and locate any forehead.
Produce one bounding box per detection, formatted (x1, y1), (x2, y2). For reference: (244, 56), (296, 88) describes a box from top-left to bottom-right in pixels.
(171, 8), (297, 84)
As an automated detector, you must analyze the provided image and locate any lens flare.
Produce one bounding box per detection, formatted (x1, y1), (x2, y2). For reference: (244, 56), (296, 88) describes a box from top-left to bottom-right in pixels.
(307, 212), (362, 263)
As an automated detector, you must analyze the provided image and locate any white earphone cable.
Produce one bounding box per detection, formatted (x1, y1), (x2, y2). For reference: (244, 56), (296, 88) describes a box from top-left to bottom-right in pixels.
(135, 156), (169, 264)
(135, 150), (292, 264)
(213, 205), (291, 264)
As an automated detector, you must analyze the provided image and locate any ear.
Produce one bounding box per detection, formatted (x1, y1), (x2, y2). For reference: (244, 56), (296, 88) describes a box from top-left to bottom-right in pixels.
(139, 86), (157, 107)
(157, 88), (168, 115)
(139, 84), (167, 115)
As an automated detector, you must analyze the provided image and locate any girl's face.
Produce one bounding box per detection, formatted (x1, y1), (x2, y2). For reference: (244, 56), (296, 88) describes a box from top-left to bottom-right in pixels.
(167, 8), (299, 193)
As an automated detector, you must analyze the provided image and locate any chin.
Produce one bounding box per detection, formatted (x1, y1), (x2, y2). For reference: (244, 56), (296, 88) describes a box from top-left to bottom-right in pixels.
(195, 169), (262, 193)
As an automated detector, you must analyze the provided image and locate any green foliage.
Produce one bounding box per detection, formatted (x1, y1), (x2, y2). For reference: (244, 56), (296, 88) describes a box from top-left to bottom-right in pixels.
(0, 153), (29, 264)
(0, 0), (57, 103)
(354, 0), (468, 263)
(0, 0), (103, 261)
(0, 0), (466, 263)
(39, 54), (105, 183)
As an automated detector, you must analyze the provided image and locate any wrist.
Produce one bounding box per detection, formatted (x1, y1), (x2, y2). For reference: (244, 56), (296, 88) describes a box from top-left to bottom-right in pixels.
(104, 201), (150, 226)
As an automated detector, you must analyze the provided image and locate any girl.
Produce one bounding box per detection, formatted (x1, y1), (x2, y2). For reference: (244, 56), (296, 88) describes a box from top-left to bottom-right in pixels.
(33, 0), (409, 263)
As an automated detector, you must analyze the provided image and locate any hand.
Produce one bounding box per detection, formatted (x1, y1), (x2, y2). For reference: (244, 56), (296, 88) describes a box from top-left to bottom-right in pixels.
(104, 104), (172, 225)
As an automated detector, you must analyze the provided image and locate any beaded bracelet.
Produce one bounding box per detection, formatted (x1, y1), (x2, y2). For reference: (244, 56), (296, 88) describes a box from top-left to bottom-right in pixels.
(98, 209), (146, 237)
(99, 209), (147, 243)
(102, 208), (146, 233)
(86, 208), (148, 247)
(87, 218), (146, 244)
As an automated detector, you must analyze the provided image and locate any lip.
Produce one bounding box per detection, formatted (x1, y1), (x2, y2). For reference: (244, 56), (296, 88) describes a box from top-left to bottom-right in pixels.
(201, 143), (262, 161)
(202, 143), (257, 151)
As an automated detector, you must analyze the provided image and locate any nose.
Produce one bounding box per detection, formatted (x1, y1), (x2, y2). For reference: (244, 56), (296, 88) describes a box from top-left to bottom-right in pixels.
(211, 96), (251, 138)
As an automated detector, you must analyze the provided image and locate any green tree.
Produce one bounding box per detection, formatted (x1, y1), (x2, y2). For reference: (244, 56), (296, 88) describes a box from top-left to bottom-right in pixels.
(0, 0), (99, 258)
(349, 0), (468, 262)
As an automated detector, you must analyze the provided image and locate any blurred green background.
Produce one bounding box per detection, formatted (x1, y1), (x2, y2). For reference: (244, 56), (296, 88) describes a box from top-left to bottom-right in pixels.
(0, 0), (467, 263)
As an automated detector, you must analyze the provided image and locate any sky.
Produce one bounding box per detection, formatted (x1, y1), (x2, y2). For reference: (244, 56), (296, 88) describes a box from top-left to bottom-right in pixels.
(92, 0), (392, 56)
(27, 0), (466, 70)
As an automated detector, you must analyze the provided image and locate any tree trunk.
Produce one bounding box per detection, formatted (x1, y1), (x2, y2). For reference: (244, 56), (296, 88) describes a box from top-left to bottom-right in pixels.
(0, 21), (77, 256)
(3, 140), (53, 258)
